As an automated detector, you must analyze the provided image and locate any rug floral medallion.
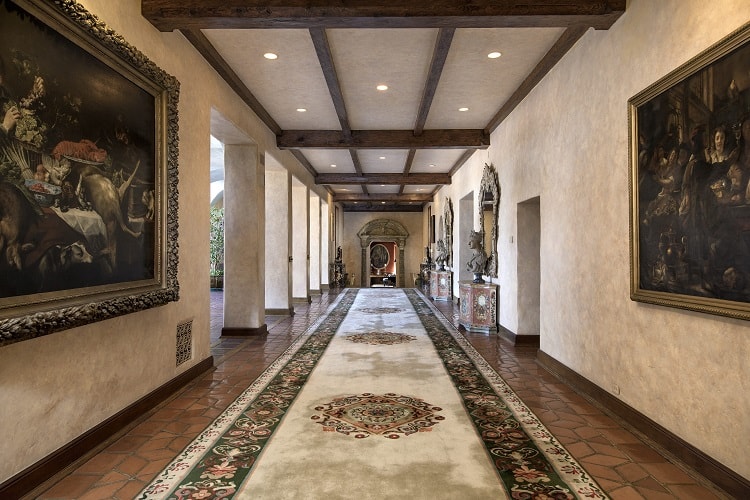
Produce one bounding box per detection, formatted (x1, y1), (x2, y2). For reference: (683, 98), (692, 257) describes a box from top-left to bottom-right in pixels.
(139, 289), (608, 499)
(311, 392), (444, 438)
(345, 331), (417, 345)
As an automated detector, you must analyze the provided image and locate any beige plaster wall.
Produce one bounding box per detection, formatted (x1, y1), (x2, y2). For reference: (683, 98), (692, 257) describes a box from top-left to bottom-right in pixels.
(0, 0), (320, 482)
(341, 212), (423, 287)
(437, 0), (750, 479)
(461, 0), (749, 478)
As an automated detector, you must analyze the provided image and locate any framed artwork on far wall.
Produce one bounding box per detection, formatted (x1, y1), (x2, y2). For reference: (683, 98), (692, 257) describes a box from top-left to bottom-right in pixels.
(629, 22), (750, 320)
(0, 0), (180, 346)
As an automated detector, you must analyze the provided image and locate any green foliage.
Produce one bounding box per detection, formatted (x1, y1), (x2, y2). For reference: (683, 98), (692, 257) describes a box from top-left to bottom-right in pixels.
(209, 206), (224, 276)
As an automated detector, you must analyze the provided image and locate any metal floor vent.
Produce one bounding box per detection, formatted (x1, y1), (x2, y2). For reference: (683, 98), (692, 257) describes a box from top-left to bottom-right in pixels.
(176, 320), (193, 366)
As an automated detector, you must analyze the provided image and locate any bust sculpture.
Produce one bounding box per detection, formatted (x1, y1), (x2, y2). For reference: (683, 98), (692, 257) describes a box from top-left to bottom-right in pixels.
(466, 230), (487, 283)
(434, 239), (447, 271)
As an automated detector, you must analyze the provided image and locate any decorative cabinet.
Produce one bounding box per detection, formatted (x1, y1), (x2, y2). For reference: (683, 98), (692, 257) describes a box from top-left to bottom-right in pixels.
(430, 271), (452, 301)
(458, 281), (497, 333)
(329, 262), (347, 288)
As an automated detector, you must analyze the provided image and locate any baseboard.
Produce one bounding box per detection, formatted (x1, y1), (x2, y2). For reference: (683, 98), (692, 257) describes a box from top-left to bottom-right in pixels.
(265, 308), (293, 316)
(221, 324), (268, 336)
(536, 350), (749, 498)
(0, 355), (214, 499)
(497, 325), (540, 347)
(293, 296), (312, 303)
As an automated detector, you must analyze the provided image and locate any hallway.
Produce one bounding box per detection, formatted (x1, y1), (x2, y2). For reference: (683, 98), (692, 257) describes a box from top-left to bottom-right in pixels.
(31, 289), (727, 499)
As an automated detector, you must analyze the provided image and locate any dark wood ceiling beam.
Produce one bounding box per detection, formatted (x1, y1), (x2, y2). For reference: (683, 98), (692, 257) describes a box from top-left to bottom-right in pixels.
(309, 28), (351, 137)
(448, 149), (476, 175)
(289, 150), (319, 178)
(334, 193), (432, 202)
(180, 29), (281, 135)
(484, 25), (588, 134)
(399, 149), (417, 195)
(143, 1), (626, 31)
(343, 204), (424, 212)
(414, 28), (454, 135)
(279, 130), (489, 149)
(316, 173), (450, 185)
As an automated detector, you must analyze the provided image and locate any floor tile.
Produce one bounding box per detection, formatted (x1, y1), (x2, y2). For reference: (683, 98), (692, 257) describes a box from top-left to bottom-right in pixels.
(26, 289), (731, 500)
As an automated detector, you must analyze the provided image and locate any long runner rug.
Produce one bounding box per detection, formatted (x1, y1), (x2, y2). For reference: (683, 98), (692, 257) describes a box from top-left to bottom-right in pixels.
(139, 289), (608, 499)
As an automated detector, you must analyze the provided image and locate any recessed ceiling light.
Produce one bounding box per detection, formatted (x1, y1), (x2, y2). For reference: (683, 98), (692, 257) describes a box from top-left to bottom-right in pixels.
(330, 164), (337, 168)
(488, 52), (502, 59)
(429, 163), (436, 167)
(263, 53), (278, 60)
(376, 84), (388, 91)
(381, 201), (386, 204)
(296, 108), (307, 112)
(459, 107), (469, 112)
(379, 156), (386, 160)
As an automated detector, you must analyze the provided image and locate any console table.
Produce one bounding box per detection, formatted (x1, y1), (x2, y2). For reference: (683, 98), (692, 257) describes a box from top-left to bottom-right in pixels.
(458, 281), (498, 333)
(430, 270), (452, 301)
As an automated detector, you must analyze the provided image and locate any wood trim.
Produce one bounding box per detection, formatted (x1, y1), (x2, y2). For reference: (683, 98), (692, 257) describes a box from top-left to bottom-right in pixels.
(414, 28), (455, 135)
(333, 193), (432, 203)
(316, 173), (450, 185)
(497, 325), (540, 347)
(143, 1), (626, 31)
(180, 29), (281, 135)
(278, 129), (490, 149)
(0, 356), (214, 499)
(289, 150), (319, 178)
(221, 325), (268, 336)
(485, 26), (588, 134)
(309, 28), (351, 135)
(536, 350), (749, 498)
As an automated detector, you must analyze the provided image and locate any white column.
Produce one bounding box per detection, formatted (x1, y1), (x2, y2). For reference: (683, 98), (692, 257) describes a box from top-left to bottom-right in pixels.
(265, 168), (292, 314)
(223, 144), (266, 334)
(292, 179), (309, 301)
(321, 202), (330, 288)
(309, 194), (321, 294)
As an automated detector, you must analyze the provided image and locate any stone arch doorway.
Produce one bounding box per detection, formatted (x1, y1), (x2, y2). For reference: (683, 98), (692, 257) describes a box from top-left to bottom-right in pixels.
(357, 219), (409, 288)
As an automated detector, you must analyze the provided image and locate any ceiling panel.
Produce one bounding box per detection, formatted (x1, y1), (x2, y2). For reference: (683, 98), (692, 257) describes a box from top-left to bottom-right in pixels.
(426, 27), (565, 129)
(401, 184), (435, 194)
(300, 149), (357, 173)
(365, 185), (401, 194)
(357, 149), (410, 173)
(203, 29), (341, 130)
(327, 28), (437, 130)
(410, 149), (467, 173)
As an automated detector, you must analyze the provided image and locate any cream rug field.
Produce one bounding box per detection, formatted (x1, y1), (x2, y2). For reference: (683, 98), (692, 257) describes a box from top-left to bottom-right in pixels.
(139, 288), (608, 499)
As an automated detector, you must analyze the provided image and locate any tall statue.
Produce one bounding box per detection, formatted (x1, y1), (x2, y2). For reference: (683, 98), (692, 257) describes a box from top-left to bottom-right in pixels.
(466, 230), (487, 283)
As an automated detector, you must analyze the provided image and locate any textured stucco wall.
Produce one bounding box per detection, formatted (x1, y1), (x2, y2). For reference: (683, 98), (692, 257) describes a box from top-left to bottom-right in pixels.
(0, 0), (321, 482)
(437, 0), (750, 479)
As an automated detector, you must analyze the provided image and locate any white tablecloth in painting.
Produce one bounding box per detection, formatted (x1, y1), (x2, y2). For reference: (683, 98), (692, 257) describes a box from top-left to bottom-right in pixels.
(51, 207), (108, 254)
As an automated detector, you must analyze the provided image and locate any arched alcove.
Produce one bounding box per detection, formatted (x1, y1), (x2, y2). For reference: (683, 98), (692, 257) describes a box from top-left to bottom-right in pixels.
(357, 219), (409, 287)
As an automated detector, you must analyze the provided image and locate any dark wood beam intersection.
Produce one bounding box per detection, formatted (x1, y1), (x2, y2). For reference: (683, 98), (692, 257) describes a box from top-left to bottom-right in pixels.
(316, 173), (450, 185)
(142, 1), (626, 31)
(279, 130), (489, 150)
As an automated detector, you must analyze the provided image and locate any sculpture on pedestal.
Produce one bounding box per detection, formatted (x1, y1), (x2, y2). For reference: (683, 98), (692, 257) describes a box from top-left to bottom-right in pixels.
(466, 230), (487, 283)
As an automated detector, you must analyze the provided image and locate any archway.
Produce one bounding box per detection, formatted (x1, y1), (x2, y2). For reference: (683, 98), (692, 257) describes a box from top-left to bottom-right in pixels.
(357, 219), (409, 288)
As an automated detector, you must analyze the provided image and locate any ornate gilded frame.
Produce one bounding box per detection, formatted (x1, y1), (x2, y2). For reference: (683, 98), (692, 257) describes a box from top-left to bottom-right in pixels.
(478, 163), (499, 278)
(0, 0), (180, 345)
(444, 197), (453, 268)
(629, 22), (750, 320)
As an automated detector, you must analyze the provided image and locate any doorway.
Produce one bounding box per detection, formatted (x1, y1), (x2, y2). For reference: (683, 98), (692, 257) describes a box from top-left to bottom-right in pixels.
(517, 197), (540, 336)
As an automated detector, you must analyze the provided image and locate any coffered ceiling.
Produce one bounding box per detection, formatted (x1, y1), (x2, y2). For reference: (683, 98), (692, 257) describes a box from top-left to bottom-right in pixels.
(142, 1), (625, 211)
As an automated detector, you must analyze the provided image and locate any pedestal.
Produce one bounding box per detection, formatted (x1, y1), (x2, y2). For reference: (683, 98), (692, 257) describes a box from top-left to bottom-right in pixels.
(458, 281), (498, 333)
(430, 270), (452, 301)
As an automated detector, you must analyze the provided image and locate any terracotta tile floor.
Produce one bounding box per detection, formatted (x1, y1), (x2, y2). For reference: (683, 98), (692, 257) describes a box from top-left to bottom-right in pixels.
(28, 288), (730, 499)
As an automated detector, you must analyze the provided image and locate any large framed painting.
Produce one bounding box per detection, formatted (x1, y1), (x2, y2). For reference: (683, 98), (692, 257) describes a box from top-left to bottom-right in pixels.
(629, 22), (750, 320)
(0, 0), (179, 346)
